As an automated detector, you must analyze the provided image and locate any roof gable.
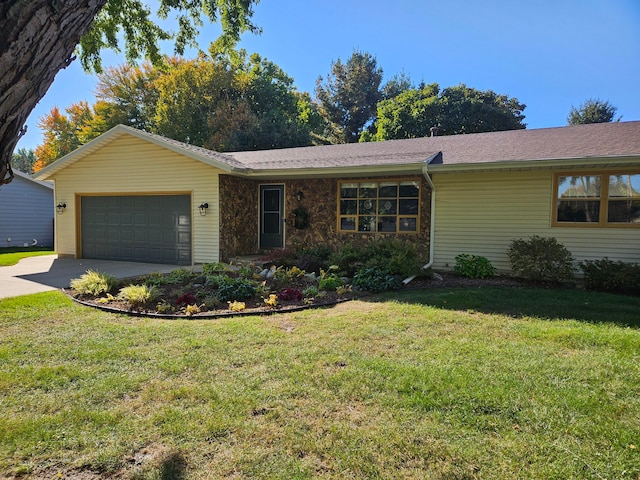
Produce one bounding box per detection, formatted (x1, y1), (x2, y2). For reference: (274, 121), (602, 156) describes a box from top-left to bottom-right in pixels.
(34, 125), (246, 180)
(11, 170), (54, 191)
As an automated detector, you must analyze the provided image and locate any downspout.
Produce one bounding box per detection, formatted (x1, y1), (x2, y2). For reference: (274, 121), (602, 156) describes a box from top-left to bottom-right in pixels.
(403, 160), (436, 284)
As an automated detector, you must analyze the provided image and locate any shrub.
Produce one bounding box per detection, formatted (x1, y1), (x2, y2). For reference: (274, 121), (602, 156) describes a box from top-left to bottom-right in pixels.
(296, 245), (333, 274)
(264, 294), (278, 307)
(166, 268), (197, 284)
(70, 270), (117, 296)
(156, 300), (176, 314)
(117, 284), (159, 307)
(183, 304), (201, 316)
(260, 247), (299, 268)
(508, 235), (575, 282)
(330, 239), (423, 277)
(353, 266), (402, 292)
(215, 277), (257, 303)
(202, 262), (227, 275)
(176, 293), (197, 305)
(580, 258), (640, 295)
(366, 239), (422, 277)
(454, 254), (495, 279)
(143, 272), (171, 287)
(303, 286), (319, 297)
(228, 300), (246, 312)
(279, 287), (304, 301)
(318, 266), (344, 291)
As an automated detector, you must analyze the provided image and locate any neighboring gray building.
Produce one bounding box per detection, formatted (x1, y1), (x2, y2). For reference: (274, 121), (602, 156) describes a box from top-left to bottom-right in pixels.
(0, 170), (54, 247)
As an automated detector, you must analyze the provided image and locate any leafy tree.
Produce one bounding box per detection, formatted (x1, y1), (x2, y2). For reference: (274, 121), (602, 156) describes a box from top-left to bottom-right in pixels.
(381, 71), (414, 100)
(315, 50), (383, 143)
(567, 98), (620, 125)
(11, 148), (36, 174)
(0, 0), (258, 187)
(94, 61), (166, 131)
(369, 83), (526, 141)
(372, 83), (441, 141)
(36, 45), (320, 155)
(438, 84), (526, 135)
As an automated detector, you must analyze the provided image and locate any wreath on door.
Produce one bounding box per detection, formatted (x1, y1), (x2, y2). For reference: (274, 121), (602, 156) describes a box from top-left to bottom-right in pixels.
(290, 206), (310, 229)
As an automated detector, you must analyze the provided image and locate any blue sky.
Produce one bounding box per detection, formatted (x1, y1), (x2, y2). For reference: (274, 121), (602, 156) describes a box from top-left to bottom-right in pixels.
(17, 0), (640, 150)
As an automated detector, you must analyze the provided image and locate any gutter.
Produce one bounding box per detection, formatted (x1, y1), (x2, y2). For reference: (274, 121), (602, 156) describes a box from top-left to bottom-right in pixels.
(403, 160), (436, 284)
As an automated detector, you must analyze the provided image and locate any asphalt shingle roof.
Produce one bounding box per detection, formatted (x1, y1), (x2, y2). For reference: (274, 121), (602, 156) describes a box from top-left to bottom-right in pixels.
(228, 121), (640, 170)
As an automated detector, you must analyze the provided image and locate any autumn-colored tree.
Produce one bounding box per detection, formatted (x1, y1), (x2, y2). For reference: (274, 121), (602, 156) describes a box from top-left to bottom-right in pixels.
(33, 102), (96, 172)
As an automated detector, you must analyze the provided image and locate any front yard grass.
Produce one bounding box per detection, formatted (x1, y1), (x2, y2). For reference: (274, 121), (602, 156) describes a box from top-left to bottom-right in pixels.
(0, 247), (54, 267)
(1, 287), (639, 479)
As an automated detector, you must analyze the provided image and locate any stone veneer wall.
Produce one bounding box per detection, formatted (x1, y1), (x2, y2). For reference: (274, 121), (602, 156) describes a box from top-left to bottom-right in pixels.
(219, 174), (431, 262)
(219, 174), (259, 260)
(283, 175), (431, 260)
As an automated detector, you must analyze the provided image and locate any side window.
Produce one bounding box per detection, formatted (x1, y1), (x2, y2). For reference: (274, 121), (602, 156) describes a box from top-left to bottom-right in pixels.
(554, 172), (640, 227)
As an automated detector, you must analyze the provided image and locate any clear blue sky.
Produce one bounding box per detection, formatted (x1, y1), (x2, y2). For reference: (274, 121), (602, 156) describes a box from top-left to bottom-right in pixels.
(17, 0), (640, 151)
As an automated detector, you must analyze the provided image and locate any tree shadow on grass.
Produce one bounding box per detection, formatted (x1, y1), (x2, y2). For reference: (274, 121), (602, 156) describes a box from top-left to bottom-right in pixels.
(370, 286), (640, 327)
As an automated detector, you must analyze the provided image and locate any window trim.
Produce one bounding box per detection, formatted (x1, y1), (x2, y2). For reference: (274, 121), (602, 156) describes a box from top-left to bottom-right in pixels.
(337, 178), (421, 234)
(552, 170), (640, 228)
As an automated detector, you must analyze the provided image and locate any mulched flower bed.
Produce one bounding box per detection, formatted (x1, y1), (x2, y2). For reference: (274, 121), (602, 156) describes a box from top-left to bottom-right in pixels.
(67, 267), (530, 319)
(67, 268), (359, 319)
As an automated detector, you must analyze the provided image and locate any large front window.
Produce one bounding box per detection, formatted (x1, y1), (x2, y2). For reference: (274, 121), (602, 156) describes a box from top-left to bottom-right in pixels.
(338, 180), (420, 233)
(554, 172), (640, 227)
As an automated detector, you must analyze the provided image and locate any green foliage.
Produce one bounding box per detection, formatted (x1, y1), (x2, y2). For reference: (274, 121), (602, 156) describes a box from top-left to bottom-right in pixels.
(370, 83), (526, 141)
(318, 267), (344, 291)
(302, 286), (319, 297)
(166, 268), (198, 284)
(215, 277), (257, 303)
(579, 258), (640, 295)
(77, 0), (260, 73)
(10, 148), (36, 174)
(454, 254), (495, 279)
(70, 270), (117, 296)
(117, 284), (159, 307)
(202, 262), (228, 276)
(567, 98), (619, 125)
(330, 239), (422, 277)
(508, 236), (575, 282)
(315, 50), (383, 143)
(353, 266), (402, 292)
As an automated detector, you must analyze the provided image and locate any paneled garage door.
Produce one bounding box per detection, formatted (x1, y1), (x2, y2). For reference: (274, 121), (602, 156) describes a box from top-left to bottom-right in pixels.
(81, 195), (191, 265)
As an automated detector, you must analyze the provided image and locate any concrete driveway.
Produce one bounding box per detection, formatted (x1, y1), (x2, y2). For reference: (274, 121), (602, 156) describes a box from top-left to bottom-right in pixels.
(0, 255), (192, 300)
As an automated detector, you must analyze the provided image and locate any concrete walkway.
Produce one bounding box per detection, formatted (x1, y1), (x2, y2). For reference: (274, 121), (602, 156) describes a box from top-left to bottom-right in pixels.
(0, 255), (193, 300)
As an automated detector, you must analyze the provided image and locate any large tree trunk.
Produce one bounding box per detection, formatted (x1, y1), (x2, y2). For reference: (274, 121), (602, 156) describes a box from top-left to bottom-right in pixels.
(0, 0), (107, 186)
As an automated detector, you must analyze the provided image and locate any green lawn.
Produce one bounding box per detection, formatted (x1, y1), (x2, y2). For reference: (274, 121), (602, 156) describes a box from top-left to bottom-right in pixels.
(0, 247), (54, 267)
(1, 287), (639, 479)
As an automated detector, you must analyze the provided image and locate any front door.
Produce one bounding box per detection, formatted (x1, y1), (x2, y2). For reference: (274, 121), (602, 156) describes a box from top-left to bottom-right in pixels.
(259, 185), (284, 249)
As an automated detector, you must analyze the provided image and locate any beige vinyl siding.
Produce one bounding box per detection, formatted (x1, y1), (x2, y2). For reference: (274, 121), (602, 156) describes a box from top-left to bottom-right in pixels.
(51, 135), (221, 264)
(432, 169), (640, 272)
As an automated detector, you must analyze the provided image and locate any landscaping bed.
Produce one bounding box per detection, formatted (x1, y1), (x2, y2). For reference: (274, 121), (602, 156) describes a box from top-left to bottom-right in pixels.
(68, 263), (362, 318)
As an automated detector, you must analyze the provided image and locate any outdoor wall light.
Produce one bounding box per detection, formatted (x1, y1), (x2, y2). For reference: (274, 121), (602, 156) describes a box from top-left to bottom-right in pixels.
(198, 202), (209, 216)
(56, 202), (66, 214)
(296, 191), (304, 201)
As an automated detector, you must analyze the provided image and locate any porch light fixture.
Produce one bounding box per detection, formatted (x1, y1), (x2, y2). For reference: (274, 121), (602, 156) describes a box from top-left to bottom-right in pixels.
(198, 202), (209, 216)
(56, 202), (66, 214)
(296, 191), (304, 201)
